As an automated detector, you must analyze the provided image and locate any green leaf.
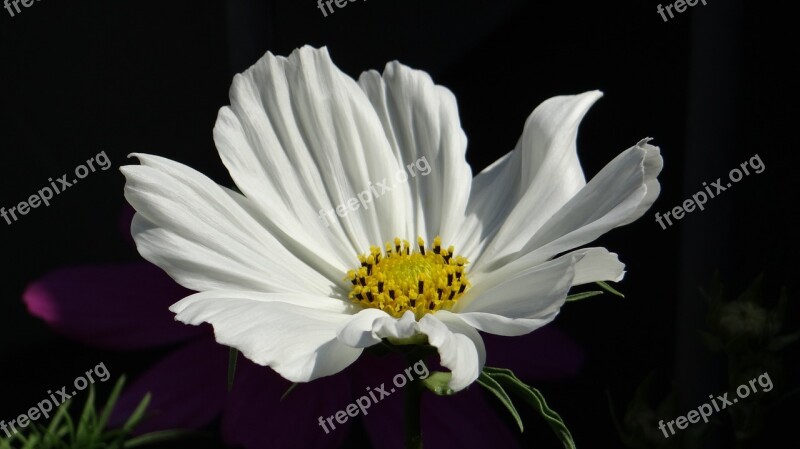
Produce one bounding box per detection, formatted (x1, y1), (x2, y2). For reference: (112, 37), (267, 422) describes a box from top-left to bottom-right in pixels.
(45, 399), (72, 439)
(565, 291), (604, 302)
(96, 376), (126, 440)
(596, 281), (624, 298)
(75, 385), (97, 443)
(122, 393), (151, 433)
(483, 367), (577, 449)
(0, 375), (196, 449)
(228, 347), (239, 392)
(477, 372), (524, 432)
(421, 372), (455, 396)
(124, 430), (194, 448)
(19, 435), (38, 449)
(60, 404), (76, 443)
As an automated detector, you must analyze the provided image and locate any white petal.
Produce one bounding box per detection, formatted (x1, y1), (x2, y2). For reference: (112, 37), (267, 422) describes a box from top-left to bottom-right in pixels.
(571, 247), (625, 285)
(214, 46), (409, 279)
(419, 312), (485, 392)
(453, 252), (581, 336)
(358, 62), (472, 243)
(513, 139), (663, 266)
(336, 309), (423, 348)
(455, 91), (602, 267)
(122, 154), (335, 295)
(336, 309), (484, 392)
(170, 290), (361, 382)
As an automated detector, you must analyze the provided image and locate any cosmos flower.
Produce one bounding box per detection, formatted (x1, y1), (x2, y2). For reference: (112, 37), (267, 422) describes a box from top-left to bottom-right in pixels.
(121, 45), (662, 393)
(23, 210), (586, 448)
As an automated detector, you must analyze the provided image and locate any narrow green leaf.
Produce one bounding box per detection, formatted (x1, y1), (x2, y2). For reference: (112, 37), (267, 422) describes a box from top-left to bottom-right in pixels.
(123, 430), (194, 448)
(96, 376), (127, 439)
(75, 385), (97, 443)
(60, 403), (76, 444)
(45, 399), (72, 438)
(477, 372), (524, 432)
(122, 393), (151, 432)
(484, 367), (577, 449)
(596, 281), (624, 298)
(280, 383), (299, 401)
(19, 434), (38, 449)
(565, 291), (604, 302)
(420, 372), (455, 396)
(228, 348), (239, 392)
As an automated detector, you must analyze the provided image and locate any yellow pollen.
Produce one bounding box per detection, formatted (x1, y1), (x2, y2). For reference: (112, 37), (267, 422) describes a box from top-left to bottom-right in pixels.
(346, 236), (470, 319)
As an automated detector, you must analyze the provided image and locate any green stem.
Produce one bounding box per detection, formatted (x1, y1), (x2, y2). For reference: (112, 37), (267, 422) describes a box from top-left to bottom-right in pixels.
(404, 354), (423, 449)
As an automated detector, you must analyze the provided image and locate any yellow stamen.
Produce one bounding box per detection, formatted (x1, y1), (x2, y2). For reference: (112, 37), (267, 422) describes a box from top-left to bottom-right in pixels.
(346, 236), (470, 319)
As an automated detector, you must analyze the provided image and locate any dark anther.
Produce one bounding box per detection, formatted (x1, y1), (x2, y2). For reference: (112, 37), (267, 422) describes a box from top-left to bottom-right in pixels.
(366, 291), (374, 302)
(378, 281), (384, 293)
(458, 284), (466, 293)
(418, 280), (424, 294)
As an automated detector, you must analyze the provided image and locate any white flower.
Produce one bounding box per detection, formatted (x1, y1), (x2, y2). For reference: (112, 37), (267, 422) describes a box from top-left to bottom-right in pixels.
(122, 46), (662, 393)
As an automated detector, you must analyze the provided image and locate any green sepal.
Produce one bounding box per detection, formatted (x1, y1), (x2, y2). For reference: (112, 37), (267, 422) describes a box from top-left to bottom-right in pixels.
(481, 366), (577, 449)
(421, 372), (455, 396)
(281, 383), (300, 401)
(477, 372), (524, 432)
(596, 281), (624, 298)
(565, 291), (604, 302)
(228, 347), (239, 392)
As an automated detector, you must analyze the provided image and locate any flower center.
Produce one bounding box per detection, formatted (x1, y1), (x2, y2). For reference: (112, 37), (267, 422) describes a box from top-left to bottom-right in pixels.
(347, 236), (470, 319)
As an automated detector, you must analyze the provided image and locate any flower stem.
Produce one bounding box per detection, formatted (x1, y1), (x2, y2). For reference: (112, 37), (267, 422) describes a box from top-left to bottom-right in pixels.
(404, 354), (423, 449)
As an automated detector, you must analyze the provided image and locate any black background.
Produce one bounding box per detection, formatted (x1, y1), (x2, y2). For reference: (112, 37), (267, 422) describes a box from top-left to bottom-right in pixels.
(0, 0), (796, 448)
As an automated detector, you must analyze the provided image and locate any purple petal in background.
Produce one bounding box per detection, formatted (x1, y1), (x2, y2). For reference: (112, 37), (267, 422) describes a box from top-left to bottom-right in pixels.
(110, 338), (228, 433)
(23, 263), (203, 350)
(222, 359), (353, 449)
